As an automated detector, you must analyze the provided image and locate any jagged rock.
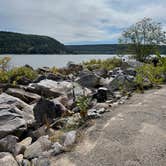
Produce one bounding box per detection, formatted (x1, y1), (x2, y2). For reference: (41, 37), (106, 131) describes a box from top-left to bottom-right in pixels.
(0, 93), (34, 125)
(124, 68), (137, 76)
(0, 152), (18, 166)
(63, 130), (77, 147)
(31, 157), (51, 166)
(18, 137), (32, 148)
(28, 79), (73, 98)
(76, 71), (100, 88)
(15, 154), (24, 165)
(0, 104), (27, 139)
(16, 76), (32, 85)
(49, 142), (64, 156)
(6, 88), (41, 104)
(24, 136), (52, 159)
(107, 75), (136, 92)
(46, 73), (65, 81)
(33, 75), (46, 83)
(94, 68), (108, 78)
(93, 87), (108, 103)
(0, 135), (18, 154)
(37, 67), (50, 73)
(33, 98), (66, 125)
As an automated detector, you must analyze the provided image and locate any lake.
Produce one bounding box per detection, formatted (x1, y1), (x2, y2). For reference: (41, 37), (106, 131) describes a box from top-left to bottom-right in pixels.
(0, 54), (117, 69)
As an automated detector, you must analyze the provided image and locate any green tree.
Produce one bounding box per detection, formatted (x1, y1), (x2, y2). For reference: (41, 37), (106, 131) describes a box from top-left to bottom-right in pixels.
(119, 18), (166, 62)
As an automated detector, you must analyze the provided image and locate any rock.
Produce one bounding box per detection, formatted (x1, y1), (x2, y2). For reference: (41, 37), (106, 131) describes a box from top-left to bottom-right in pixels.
(24, 136), (52, 159)
(28, 79), (73, 98)
(0, 152), (18, 166)
(37, 67), (50, 73)
(6, 88), (41, 104)
(63, 130), (77, 147)
(107, 75), (136, 92)
(87, 109), (101, 118)
(92, 87), (108, 103)
(124, 68), (137, 76)
(109, 67), (124, 77)
(18, 137), (32, 148)
(0, 135), (18, 154)
(49, 142), (64, 156)
(33, 98), (66, 125)
(0, 93), (34, 125)
(31, 157), (51, 166)
(0, 104), (27, 139)
(16, 76), (32, 85)
(76, 71), (100, 88)
(22, 159), (31, 166)
(15, 154), (24, 165)
(46, 73), (65, 81)
(94, 68), (108, 78)
(67, 62), (83, 74)
(24, 64), (33, 70)
(33, 75), (46, 83)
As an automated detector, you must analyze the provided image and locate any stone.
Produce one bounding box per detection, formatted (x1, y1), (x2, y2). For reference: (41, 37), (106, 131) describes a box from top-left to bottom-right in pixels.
(63, 130), (77, 147)
(33, 98), (66, 125)
(76, 71), (100, 88)
(0, 104), (27, 139)
(15, 154), (24, 165)
(16, 76), (32, 85)
(50, 142), (64, 156)
(94, 68), (108, 78)
(24, 136), (52, 159)
(124, 68), (137, 76)
(28, 79), (73, 98)
(18, 137), (32, 147)
(46, 73), (65, 81)
(87, 109), (101, 118)
(22, 159), (31, 166)
(92, 87), (108, 103)
(0, 93), (34, 125)
(0, 152), (18, 166)
(37, 67), (50, 73)
(6, 88), (41, 104)
(107, 75), (136, 92)
(0, 135), (18, 154)
(31, 157), (51, 166)
(33, 75), (46, 83)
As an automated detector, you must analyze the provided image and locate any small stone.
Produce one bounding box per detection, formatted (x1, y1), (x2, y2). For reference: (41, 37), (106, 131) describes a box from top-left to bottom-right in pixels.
(50, 142), (64, 155)
(63, 131), (77, 147)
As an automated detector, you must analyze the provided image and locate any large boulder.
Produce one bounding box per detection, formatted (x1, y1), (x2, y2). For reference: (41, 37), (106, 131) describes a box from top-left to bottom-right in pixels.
(0, 93), (34, 124)
(0, 152), (18, 166)
(6, 88), (41, 104)
(0, 104), (27, 139)
(107, 75), (136, 92)
(33, 98), (67, 125)
(76, 71), (100, 88)
(0, 135), (18, 154)
(27, 79), (73, 98)
(24, 136), (52, 159)
(16, 76), (32, 85)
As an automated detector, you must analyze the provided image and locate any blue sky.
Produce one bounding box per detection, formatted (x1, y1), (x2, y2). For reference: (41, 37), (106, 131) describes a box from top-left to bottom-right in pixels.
(0, 0), (166, 45)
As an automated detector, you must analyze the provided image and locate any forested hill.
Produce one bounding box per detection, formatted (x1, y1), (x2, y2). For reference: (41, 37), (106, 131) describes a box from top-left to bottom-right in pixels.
(67, 44), (166, 54)
(0, 31), (70, 54)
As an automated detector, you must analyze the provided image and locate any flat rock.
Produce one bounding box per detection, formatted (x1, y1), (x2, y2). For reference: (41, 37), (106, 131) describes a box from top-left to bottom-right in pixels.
(6, 88), (41, 104)
(0, 152), (18, 166)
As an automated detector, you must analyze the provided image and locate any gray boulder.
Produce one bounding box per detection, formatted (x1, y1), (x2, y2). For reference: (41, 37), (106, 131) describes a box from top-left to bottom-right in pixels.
(63, 130), (77, 147)
(0, 93), (34, 124)
(0, 152), (18, 166)
(0, 135), (18, 154)
(33, 98), (67, 125)
(6, 88), (41, 104)
(0, 104), (27, 139)
(24, 136), (52, 159)
(31, 157), (51, 166)
(76, 71), (100, 88)
(28, 79), (73, 98)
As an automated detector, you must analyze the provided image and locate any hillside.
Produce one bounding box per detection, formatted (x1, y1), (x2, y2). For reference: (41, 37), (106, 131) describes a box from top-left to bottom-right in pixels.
(0, 31), (70, 54)
(67, 44), (166, 54)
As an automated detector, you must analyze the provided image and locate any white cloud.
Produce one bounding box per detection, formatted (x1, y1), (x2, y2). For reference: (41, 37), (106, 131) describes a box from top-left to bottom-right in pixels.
(0, 0), (165, 44)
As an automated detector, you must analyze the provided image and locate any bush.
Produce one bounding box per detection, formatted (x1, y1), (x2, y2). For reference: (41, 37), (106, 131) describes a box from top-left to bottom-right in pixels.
(0, 66), (37, 84)
(135, 64), (164, 90)
(83, 58), (123, 71)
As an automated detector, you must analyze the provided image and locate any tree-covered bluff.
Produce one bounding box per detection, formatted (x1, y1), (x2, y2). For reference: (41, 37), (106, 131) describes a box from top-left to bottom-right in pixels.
(0, 31), (70, 54)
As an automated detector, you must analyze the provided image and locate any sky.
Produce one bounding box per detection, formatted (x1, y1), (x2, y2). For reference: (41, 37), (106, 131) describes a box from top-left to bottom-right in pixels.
(0, 0), (166, 45)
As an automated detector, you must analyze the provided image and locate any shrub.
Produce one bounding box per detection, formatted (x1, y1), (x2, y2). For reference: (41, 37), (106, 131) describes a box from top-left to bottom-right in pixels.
(135, 64), (164, 90)
(83, 58), (123, 71)
(76, 95), (89, 119)
(0, 56), (11, 71)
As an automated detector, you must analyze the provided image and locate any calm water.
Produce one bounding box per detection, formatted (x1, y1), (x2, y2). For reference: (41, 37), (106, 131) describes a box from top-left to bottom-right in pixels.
(0, 54), (117, 69)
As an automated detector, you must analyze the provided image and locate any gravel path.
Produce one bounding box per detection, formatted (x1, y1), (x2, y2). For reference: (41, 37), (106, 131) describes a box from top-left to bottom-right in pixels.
(52, 86), (166, 166)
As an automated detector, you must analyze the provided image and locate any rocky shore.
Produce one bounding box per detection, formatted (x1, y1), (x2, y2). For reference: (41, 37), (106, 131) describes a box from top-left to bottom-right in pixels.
(0, 60), (152, 166)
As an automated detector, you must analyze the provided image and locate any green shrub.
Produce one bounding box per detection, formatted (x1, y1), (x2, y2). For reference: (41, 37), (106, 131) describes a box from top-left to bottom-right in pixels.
(135, 64), (164, 89)
(76, 95), (89, 119)
(83, 58), (123, 71)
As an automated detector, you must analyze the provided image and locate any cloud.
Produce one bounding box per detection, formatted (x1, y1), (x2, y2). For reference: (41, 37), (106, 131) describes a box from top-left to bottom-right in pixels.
(0, 0), (165, 44)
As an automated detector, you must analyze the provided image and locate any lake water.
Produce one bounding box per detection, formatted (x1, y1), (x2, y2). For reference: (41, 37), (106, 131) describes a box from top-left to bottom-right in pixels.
(0, 54), (117, 69)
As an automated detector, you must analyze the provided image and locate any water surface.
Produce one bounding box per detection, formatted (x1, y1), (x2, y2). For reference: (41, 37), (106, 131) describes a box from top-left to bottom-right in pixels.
(0, 54), (117, 68)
